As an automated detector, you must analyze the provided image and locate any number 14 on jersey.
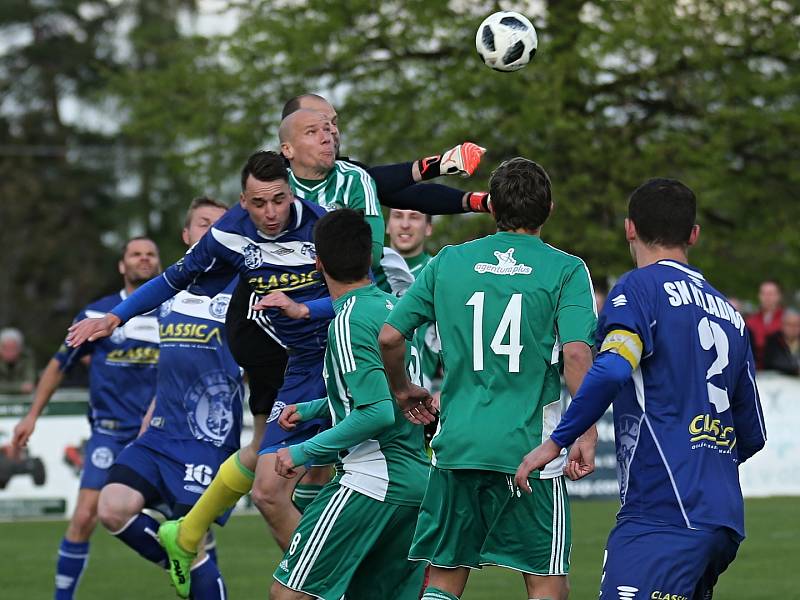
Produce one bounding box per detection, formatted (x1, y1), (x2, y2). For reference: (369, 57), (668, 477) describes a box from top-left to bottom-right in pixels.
(466, 292), (524, 373)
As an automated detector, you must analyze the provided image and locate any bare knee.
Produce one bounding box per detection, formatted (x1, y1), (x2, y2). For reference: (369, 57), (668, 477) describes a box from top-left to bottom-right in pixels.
(66, 497), (99, 541)
(524, 574), (569, 600)
(97, 484), (144, 532)
(97, 491), (128, 532)
(251, 478), (288, 518)
(270, 580), (308, 600)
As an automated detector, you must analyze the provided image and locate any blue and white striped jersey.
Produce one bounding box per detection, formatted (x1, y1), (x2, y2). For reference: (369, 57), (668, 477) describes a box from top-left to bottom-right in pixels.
(55, 290), (159, 436)
(163, 199), (330, 352)
(599, 260), (766, 539)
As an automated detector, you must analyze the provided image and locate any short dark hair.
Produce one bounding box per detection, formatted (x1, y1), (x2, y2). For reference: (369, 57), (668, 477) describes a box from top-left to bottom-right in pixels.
(489, 158), (552, 232)
(281, 93), (329, 119)
(314, 209), (372, 284)
(184, 196), (228, 228)
(628, 178), (696, 247)
(121, 236), (157, 259)
(240, 151), (288, 191)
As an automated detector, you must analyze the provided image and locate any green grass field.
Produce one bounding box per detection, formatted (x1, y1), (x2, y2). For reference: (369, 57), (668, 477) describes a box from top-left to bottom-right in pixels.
(1, 497), (796, 599)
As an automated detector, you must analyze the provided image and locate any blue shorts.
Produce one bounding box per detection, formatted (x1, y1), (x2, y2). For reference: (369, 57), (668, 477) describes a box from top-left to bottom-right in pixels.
(80, 430), (135, 490)
(258, 351), (328, 455)
(107, 433), (236, 524)
(600, 518), (740, 600)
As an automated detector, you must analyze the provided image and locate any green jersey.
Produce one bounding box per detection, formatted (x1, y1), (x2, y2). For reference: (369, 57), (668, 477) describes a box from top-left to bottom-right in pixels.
(375, 251), (442, 387)
(289, 161), (384, 267)
(404, 252), (432, 279)
(405, 253), (443, 389)
(386, 232), (597, 478)
(325, 284), (430, 506)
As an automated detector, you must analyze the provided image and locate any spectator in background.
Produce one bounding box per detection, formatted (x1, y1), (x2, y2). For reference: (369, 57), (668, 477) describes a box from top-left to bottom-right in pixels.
(0, 327), (36, 394)
(746, 280), (783, 369)
(763, 308), (800, 376)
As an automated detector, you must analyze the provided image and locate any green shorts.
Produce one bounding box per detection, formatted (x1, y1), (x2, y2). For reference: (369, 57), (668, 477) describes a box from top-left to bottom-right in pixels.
(409, 467), (571, 575)
(273, 482), (425, 600)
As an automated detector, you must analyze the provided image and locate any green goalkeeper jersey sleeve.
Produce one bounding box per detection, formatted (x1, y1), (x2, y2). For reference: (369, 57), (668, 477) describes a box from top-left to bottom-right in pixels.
(324, 284), (430, 506)
(386, 231), (597, 477)
(289, 162), (384, 267)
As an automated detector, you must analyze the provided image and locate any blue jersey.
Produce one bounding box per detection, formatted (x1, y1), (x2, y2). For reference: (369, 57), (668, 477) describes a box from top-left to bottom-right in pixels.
(139, 286), (243, 453)
(599, 259), (766, 539)
(163, 200), (329, 352)
(56, 290), (159, 436)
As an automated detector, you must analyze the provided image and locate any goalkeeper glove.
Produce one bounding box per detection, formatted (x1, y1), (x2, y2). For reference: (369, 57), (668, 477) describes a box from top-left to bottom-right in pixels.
(466, 192), (491, 213)
(418, 142), (486, 180)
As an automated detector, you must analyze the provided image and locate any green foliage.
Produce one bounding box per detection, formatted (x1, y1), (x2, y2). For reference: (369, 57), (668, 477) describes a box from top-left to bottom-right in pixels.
(112, 0), (800, 297)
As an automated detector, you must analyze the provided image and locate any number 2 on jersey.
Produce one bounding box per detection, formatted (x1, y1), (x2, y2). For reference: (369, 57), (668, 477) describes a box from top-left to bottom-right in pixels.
(466, 292), (523, 372)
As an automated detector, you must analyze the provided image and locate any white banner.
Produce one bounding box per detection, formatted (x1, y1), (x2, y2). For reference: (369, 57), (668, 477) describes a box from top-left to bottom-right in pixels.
(0, 391), (255, 519)
(738, 372), (800, 497)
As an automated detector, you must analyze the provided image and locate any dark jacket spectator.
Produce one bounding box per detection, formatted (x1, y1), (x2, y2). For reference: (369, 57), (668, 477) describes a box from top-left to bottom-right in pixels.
(0, 327), (36, 394)
(746, 280), (783, 369)
(763, 309), (800, 376)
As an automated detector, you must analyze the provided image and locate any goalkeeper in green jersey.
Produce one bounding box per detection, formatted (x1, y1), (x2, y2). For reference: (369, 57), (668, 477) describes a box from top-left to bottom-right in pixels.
(380, 158), (599, 600)
(270, 208), (430, 600)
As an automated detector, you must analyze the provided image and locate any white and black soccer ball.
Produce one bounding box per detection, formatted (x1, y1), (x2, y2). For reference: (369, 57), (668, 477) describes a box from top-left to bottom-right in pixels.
(475, 11), (538, 72)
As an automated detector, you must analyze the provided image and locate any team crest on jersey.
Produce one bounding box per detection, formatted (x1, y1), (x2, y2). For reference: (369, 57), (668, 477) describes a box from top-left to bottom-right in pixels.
(209, 295), (229, 319)
(474, 248), (532, 276)
(159, 297), (175, 319)
(184, 371), (239, 447)
(110, 327), (127, 344)
(91, 446), (114, 469)
(300, 243), (316, 259)
(242, 242), (263, 269)
(615, 414), (641, 502)
(268, 401), (287, 423)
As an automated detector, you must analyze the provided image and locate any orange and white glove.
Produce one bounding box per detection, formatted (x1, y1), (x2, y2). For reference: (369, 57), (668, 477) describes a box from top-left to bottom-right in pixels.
(418, 142), (486, 180)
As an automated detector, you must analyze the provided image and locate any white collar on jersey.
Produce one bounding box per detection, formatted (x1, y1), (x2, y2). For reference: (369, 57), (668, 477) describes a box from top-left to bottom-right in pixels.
(657, 260), (704, 280)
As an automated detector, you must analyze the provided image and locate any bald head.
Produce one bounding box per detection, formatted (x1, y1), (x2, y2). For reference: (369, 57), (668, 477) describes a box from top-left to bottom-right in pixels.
(282, 94), (340, 156)
(279, 109), (335, 179)
(279, 108), (324, 144)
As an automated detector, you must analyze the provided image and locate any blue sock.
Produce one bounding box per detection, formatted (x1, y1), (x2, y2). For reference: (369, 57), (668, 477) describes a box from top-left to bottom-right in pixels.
(55, 538), (89, 600)
(190, 556), (227, 600)
(112, 513), (167, 568)
(204, 529), (218, 565)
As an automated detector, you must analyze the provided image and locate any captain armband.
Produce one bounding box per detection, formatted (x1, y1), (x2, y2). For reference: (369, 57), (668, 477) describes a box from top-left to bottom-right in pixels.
(599, 329), (643, 370)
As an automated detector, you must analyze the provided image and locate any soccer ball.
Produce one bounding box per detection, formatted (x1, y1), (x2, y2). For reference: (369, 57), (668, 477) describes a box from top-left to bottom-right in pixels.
(475, 11), (538, 72)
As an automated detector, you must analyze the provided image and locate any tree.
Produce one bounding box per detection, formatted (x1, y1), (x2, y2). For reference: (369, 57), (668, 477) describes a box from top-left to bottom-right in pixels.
(0, 0), (199, 365)
(112, 0), (800, 301)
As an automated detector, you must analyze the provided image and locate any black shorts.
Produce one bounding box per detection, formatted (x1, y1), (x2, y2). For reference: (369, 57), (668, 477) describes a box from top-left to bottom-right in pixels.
(226, 277), (289, 416)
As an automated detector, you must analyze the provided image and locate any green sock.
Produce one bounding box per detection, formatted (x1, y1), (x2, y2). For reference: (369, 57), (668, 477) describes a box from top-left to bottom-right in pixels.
(422, 587), (460, 600)
(292, 483), (324, 512)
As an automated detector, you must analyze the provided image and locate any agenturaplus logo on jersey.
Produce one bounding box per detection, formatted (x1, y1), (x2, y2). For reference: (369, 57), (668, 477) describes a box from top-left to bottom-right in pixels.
(474, 248), (532, 275)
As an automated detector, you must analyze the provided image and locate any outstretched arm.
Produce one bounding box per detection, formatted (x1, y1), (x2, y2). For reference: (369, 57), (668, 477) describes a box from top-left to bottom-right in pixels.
(12, 358), (65, 449)
(367, 142), (489, 215)
(66, 276), (176, 347)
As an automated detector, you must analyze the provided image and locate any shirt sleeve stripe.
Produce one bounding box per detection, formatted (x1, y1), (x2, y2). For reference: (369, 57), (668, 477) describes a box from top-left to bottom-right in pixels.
(333, 297), (357, 373)
(339, 162), (379, 216)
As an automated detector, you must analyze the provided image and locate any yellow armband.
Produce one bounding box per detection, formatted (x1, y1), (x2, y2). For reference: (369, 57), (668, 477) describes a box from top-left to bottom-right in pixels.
(599, 329), (643, 370)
